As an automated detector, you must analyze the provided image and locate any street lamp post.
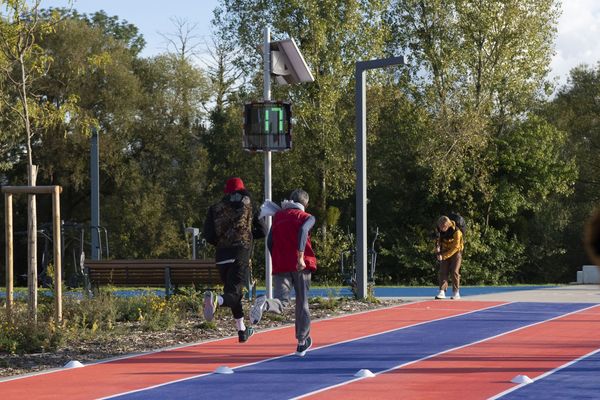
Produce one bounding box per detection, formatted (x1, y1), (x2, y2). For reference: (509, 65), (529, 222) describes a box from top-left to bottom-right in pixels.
(355, 56), (405, 299)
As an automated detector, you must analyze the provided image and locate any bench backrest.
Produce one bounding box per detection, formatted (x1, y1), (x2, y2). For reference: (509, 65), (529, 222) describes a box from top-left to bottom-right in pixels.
(84, 259), (220, 287)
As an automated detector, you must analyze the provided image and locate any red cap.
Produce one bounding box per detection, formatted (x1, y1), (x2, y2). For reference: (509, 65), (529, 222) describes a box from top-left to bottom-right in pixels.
(224, 177), (245, 193)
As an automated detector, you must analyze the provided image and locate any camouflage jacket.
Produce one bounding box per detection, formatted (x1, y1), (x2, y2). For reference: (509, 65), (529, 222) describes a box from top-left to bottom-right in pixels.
(203, 191), (254, 249)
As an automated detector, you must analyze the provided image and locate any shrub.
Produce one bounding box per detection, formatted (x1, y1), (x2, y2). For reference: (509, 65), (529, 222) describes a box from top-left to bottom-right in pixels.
(0, 304), (65, 354)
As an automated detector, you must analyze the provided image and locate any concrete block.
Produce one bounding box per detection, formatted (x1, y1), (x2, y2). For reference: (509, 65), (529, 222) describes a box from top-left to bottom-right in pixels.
(582, 265), (600, 284)
(577, 270), (583, 284)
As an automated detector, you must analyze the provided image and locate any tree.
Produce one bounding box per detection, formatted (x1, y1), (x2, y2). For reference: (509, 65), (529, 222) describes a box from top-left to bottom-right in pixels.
(543, 63), (600, 277)
(386, 0), (560, 190)
(203, 28), (244, 113)
(121, 53), (211, 258)
(364, 0), (569, 284)
(34, 10), (213, 260)
(0, 0), (68, 320)
(0, 68), (20, 173)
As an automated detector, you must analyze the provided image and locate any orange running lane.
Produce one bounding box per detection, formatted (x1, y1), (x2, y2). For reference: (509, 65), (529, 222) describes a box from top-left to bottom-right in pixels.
(0, 301), (501, 399)
(305, 304), (600, 400)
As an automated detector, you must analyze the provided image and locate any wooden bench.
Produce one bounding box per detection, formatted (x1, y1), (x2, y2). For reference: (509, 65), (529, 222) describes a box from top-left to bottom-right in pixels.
(83, 259), (220, 298)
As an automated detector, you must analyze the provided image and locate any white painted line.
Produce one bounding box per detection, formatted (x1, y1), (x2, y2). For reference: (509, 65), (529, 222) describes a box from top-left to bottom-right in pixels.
(292, 303), (600, 400)
(488, 347), (600, 399)
(99, 301), (504, 399)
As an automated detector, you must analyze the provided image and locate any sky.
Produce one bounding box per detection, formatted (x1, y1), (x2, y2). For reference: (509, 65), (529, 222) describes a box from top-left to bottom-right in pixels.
(41, 0), (600, 88)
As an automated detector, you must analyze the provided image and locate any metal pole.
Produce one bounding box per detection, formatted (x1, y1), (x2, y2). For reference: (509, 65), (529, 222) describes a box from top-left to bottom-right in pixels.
(263, 27), (273, 299)
(354, 56), (405, 299)
(355, 66), (368, 299)
(192, 228), (198, 260)
(192, 231), (197, 260)
(91, 127), (100, 260)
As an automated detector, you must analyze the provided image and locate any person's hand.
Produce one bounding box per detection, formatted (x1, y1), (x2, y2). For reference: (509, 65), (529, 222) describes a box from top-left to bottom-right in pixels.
(297, 251), (306, 271)
(437, 254), (443, 261)
(297, 258), (306, 271)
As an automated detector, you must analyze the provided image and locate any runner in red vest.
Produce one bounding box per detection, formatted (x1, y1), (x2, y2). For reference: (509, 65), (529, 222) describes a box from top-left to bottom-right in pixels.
(250, 189), (316, 356)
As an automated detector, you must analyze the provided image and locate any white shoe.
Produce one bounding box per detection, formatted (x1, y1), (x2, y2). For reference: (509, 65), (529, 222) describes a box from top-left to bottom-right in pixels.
(250, 295), (267, 324)
(203, 291), (218, 322)
(451, 291), (461, 299)
(435, 290), (446, 299)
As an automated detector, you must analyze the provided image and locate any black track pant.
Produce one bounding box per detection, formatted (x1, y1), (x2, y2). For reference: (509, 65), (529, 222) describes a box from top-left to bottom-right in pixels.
(216, 247), (249, 320)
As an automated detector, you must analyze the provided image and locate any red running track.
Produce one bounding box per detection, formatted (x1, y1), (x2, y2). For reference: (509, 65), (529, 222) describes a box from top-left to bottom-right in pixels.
(303, 304), (600, 400)
(0, 301), (501, 399)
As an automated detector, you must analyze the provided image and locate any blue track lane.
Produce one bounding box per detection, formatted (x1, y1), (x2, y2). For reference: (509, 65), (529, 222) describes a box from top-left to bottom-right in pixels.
(110, 303), (591, 400)
(499, 349), (600, 399)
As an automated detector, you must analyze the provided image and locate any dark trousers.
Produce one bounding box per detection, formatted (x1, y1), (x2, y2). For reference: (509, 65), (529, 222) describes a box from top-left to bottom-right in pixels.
(438, 251), (462, 293)
(217, 247), (249, 320)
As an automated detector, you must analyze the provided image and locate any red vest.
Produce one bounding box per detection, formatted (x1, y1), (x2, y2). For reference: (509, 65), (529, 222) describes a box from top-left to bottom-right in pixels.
(271, 208), (317, 274)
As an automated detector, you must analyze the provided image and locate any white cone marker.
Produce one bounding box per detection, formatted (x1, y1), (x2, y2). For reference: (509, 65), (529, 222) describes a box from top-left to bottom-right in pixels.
(511, 374), (534, 384)
(354, 369), (375, 378)
(214, 366), (234, 374)
(64, 360), (84, 368)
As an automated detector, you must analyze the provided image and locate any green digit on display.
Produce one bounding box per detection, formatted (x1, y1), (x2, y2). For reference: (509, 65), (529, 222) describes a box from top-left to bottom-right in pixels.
(274, 107), (283, 131)
(264, 106), (284, 134)
(264, 108), (269, 133)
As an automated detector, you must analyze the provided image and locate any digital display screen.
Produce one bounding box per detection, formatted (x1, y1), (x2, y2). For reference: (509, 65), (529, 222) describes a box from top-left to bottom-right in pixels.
(243, 102), (292, 151)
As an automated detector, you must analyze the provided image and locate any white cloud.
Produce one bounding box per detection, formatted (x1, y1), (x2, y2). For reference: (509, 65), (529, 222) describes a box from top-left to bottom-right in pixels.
(551, 1), (600, 85)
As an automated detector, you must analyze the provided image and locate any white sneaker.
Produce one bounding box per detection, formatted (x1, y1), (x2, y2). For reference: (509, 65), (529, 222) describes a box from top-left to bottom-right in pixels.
(435, 290), (446, 299)
(451, 291), (461, 299)
(250, 295), (267, 324)
(203, 291), (218, 322)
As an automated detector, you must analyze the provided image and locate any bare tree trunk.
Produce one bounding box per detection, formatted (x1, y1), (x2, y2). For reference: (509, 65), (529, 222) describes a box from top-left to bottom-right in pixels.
(27, 165), (38, 322)
(21, 52), (38, 322)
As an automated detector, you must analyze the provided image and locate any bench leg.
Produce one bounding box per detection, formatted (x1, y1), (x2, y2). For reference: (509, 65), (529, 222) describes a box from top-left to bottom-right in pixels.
(164, 267), (172, 299)
(83, 267), (92, 298)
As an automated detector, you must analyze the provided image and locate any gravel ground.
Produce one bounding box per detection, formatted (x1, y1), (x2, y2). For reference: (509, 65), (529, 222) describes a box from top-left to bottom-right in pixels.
(0, 297), (407, 379)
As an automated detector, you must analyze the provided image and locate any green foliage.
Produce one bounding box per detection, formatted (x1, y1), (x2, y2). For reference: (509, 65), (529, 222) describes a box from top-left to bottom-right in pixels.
(63, 290), (189, 332)
(311, 224), (353, 283)
(63, 291), (118, 332)
(0, 0), (592, 289)
(0, 303), (64, 354)
(170, 286), (205, 314)
(462, 224), (525, 284)
(310, 295), (340, 310)
(214, 0), (392, 222)
(541, 63), (600, 275)
(1, 288), (206, 354)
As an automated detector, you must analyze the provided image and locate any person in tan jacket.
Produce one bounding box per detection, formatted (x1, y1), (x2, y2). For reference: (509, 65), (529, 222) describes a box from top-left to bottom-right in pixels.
(434, 215), (464, 299)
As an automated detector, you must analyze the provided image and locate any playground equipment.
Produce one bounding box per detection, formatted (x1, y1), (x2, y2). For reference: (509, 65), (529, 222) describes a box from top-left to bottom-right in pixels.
(340, 227), (379, 295)
(185, 226), (208, 260)
(12, 221), (108, 290)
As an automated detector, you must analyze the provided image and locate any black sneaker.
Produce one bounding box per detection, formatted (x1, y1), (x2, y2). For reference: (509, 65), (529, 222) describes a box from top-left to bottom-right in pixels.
(296, 336), (312, 357)
(238, 327), (254, 343)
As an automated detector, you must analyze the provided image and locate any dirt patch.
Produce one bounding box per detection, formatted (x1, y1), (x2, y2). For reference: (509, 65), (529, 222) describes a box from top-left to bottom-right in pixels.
(0, 297), (407, 379)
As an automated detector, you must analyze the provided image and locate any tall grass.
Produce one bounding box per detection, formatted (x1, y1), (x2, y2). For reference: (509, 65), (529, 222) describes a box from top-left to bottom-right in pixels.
(0, 287), (205, 354)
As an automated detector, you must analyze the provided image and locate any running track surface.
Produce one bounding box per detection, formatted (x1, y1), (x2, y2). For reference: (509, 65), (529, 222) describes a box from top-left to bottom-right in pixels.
(2, 300), (600, 399)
